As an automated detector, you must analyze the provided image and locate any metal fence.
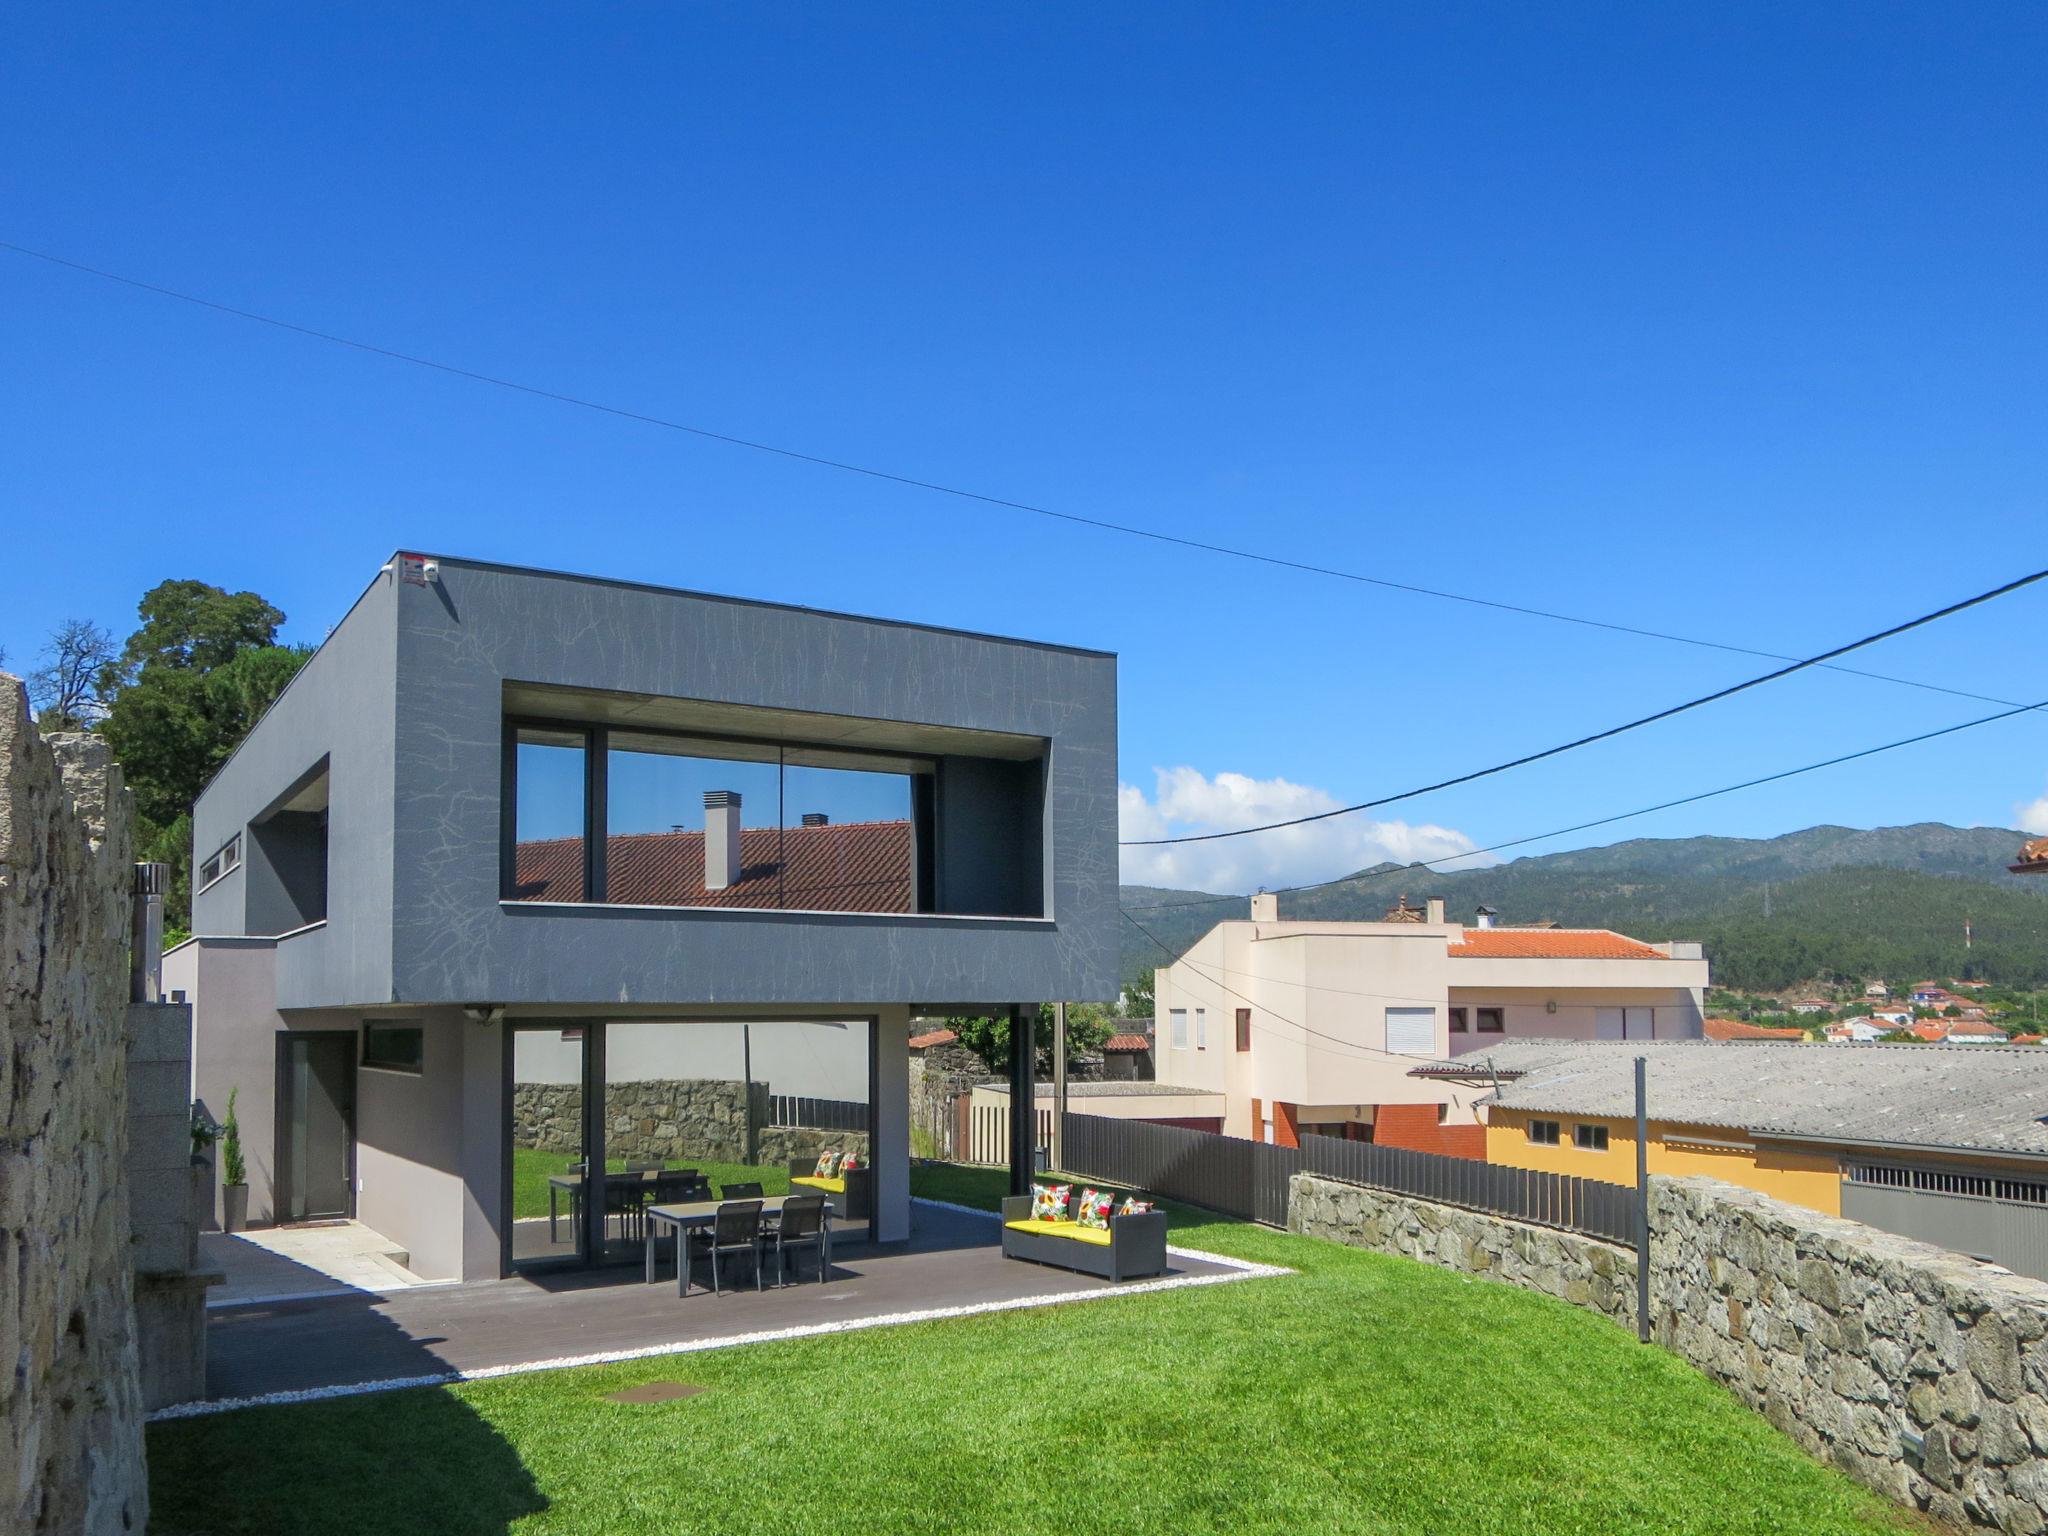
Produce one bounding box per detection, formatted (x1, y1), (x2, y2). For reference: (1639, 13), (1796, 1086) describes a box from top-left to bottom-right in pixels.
(966, 1101), (1053, 1167)
(1060, 1112), (1639, 1244)
(765, 1094), (869, 1133)
(1843, 1159), (2048, 1282)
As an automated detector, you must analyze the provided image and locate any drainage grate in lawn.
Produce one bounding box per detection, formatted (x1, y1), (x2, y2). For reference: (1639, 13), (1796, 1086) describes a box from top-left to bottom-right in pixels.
(606, 1382), (706, 1404)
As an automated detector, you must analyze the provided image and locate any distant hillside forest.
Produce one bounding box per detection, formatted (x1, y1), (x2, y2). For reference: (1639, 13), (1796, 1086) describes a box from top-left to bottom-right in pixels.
(1120, 823), (2048, 994)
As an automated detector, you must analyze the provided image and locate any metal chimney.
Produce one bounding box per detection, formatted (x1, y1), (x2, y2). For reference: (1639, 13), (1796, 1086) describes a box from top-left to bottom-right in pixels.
(1475, 904), (1498, 930)
(131, 861), (167, 1003)
(704, 791), (742, 890)
(801, 812), (829, 828)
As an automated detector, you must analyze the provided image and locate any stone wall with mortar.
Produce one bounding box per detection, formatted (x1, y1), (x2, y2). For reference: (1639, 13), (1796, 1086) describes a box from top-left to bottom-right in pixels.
(1, 686), (148, 1535)
(511, 1078), (869, 1168)
(1291, 1169), (2048, 1533)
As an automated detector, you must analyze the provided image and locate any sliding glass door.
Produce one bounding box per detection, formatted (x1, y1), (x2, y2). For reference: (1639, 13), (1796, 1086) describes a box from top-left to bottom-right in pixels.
(508, 1024), (591, 1270)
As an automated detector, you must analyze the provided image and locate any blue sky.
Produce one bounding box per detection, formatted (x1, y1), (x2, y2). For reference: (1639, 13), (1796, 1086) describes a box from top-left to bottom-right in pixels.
(4, 5), (2044, 895)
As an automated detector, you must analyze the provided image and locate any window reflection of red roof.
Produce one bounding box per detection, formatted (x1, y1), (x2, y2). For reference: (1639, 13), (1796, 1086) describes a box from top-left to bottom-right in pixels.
(1448, 930), (1666, 960)
(513, 821), (913, 912)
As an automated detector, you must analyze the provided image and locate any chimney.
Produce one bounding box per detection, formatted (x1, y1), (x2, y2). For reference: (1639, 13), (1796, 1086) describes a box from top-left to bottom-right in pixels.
(801, 812), (829, 828)
(1426, 897), (1445, 925)
(131, 861), (167, 1003)
(1475, 904), (1497, 930)
(1250, 891), (1278, 922)
(704, 790), (741, 890)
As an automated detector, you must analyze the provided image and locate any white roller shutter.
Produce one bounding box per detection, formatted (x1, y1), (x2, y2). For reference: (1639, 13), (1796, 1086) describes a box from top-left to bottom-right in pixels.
(1385, 1007), (1437, 1057)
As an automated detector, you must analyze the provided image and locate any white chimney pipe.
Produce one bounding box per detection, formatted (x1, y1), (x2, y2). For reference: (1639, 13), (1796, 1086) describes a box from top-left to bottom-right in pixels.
(1475, 905), (1497, 930)
(704, 791), (741, 890)
(1426, 897), (1445, 925)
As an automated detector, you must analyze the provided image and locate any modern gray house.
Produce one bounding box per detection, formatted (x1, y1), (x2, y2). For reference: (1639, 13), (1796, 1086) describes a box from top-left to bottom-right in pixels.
(166, 553), (1117, 1281)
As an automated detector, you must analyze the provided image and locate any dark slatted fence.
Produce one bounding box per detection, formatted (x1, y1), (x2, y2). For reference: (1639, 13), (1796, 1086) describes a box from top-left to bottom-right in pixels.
(766, 1094), (870, 1133)
(1060, 1112), (1638, 1245)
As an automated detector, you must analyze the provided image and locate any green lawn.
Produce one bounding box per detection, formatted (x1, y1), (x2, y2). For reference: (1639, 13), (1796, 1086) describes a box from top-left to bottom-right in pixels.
(510, 1147), (793, 1219)
(149, 1164), (1914, 1536)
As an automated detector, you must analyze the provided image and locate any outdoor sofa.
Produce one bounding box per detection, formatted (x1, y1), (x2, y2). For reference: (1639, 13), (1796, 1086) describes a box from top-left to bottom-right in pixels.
(1000, 1183), (1168, 1282)
(788, 1157), (874, 1222)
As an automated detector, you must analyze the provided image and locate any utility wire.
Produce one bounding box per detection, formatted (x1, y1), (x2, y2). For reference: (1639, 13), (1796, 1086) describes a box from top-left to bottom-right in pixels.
(1, 238), (2038, 719)
(1122, 569), (2048, 847)
(1122, 690), (2048, 914)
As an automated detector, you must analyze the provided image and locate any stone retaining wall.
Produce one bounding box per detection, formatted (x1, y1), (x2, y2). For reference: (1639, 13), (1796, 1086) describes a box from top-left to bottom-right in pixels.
(1290, 1170), (2048, 1533)
(512, 1080), (868, 1168)
(1, 685), (147, 1535)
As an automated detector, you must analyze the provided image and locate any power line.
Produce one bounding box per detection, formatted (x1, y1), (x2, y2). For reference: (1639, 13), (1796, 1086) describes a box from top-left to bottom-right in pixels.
(1122, 569), (2048, 847)
(1, 238), (2038, 719)
(1122, 690), (2048, 914)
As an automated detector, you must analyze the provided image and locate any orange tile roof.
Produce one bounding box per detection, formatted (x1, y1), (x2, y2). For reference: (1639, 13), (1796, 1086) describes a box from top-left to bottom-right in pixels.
(514, 820), (913, 912)
(1102, 1033), (1151, 1052)
(1945, 1020), (2007, 1037)
(908, 1028), (959, 1050)
(1705, 1018), (1807, 1040)
(1447, 929), (1667, 960)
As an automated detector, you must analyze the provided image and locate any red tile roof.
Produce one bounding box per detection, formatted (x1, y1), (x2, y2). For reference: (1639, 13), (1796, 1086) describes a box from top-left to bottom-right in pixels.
(1705, 1018), (1807, 1040)
(513, 821), (913, 912)
(1102, 1033), (1151, 1052)
(1906, 1022), (1949, 1042)
(908, 1028), (958, 1050)
(1945, 1020), (2008, 1038)
(1448, 929), (1667, 960)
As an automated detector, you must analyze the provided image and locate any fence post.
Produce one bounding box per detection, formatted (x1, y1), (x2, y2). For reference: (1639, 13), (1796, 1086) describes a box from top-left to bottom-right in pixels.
(1634, 1054), (1650, 1344)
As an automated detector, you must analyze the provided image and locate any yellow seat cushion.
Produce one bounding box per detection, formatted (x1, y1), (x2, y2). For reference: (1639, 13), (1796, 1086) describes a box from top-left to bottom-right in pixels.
(791, 1175), (846, 1195)
(1004, 1218), (1112, 1247)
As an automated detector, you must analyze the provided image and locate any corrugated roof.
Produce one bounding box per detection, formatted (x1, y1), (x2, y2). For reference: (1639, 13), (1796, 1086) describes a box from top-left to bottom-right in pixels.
(1447, 929), (1668, 960)
(514, 821), (913, 912)
(1469, 1038), (2048, 1158)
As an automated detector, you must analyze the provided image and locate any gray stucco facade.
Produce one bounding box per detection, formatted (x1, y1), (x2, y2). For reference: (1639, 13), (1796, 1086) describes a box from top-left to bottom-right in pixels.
(180, 554), (1118, 1278)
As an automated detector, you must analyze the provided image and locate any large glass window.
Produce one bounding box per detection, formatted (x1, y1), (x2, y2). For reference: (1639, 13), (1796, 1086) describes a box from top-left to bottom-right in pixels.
(509, 728), (588, 902)
(503, 705), (1045, 917)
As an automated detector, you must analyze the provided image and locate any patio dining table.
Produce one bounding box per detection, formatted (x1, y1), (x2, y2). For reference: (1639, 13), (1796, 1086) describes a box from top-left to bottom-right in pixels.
(644, 1195), (833, 1295)
(546, 1168), (712, 1242)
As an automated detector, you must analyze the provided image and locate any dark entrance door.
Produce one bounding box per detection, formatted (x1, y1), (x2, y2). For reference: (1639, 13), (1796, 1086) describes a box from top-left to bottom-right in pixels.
(280, 1034), (355, 1221)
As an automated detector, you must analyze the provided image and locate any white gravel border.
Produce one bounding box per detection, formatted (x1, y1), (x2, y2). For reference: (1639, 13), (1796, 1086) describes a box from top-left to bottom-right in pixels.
(153, 1198), (1290, 1421)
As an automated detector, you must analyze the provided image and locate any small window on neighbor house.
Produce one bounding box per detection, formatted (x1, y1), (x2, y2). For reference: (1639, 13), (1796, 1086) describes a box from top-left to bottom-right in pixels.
(1195, 1008), (1207, 1049)
(1235, 1008), (1251, 1052)
(1169, 1009), (1188, 1050)
(199, 834), (242, 890)
(1448, 1007), (1469, 1034)
(1476, 1007), (1505, 1034)
(362, 1021), (424, 1075)
(1528, 1119), (1561, 1146)
(1575, 1123), (1610, 1152)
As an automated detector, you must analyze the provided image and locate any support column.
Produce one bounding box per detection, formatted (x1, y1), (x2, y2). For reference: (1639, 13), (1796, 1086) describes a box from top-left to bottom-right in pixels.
(1008, 1003), (1037, 1196)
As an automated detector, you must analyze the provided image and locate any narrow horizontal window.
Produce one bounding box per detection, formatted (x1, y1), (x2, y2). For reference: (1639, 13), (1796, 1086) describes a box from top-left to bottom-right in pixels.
(362, 1021), (424, 1075)
(1527, 1119), (1560, 1146)
(199, 833), (242, 890)
(1574, 1123), (1610, 1152)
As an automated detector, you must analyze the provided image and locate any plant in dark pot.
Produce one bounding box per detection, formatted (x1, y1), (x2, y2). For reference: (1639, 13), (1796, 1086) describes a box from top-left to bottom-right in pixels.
(220, 1086), (249, 1233)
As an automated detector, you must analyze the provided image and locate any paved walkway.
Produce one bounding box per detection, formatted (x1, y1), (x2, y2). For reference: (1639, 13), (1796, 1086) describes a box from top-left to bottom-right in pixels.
(203, 1221), (438, 1307)
(184, 1201), (1278, 1412)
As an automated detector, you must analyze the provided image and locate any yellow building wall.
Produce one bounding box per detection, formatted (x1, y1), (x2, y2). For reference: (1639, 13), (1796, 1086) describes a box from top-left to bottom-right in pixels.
(1484, 1111), (1844, 1218)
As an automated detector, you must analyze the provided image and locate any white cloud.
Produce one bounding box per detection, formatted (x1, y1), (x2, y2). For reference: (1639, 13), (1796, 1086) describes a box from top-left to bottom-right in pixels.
(1118, 766), (1495, 893)
(2018, 792), (2048, 836)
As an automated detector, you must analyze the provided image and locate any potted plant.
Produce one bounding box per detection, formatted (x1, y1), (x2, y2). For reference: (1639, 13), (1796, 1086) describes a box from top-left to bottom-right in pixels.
(220, 1086), (248, 1233)
(190, 1104), (222, 1233)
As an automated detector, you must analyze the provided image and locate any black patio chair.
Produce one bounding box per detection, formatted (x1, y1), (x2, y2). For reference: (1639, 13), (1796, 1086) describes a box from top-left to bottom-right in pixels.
(687, 1200), (765, 1295)
(605, 1162), (664, 1240)
(768, 1194), (829, 1287)
(720, 1181), (765, 1200)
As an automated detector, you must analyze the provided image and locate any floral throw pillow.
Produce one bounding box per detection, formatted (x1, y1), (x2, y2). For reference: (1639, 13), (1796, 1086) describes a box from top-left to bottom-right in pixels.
(1118, 1196), (1155, 1217)
(1030, 1182), (1073, 1222)
(838, 1151), (861, 1173)
(813, 1150), (841, 1179)
(1075, 1188), (1115, 1230)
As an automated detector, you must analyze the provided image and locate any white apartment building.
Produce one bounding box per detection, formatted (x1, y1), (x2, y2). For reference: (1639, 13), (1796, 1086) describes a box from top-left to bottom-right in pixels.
(1151, 895), (1709, 1147)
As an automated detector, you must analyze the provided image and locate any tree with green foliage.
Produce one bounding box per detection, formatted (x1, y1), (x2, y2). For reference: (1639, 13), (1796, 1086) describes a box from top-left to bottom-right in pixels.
(1120, 969), (1155, 1017)
(96, 580), (312, 928)
(947, 1003), (1115, 1075)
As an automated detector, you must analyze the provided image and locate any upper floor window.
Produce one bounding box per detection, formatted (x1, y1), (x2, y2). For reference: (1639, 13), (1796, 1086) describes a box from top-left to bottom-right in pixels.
(1448, 1007), (1468, 1033)
(199, 834), (242, 890)
(1385, 1007), (1436, 1057)
(1475, 1007), (1505, 1033)
(1169, 1009), (1188, 1050)
(1194, 1008), (1207, 1049)
(1235, 1008), (1251, 1052)
(502, 691), (1045, 919)
(1574, 1123), (1610, 1152)
(1527, 1119), (1561, 1146)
